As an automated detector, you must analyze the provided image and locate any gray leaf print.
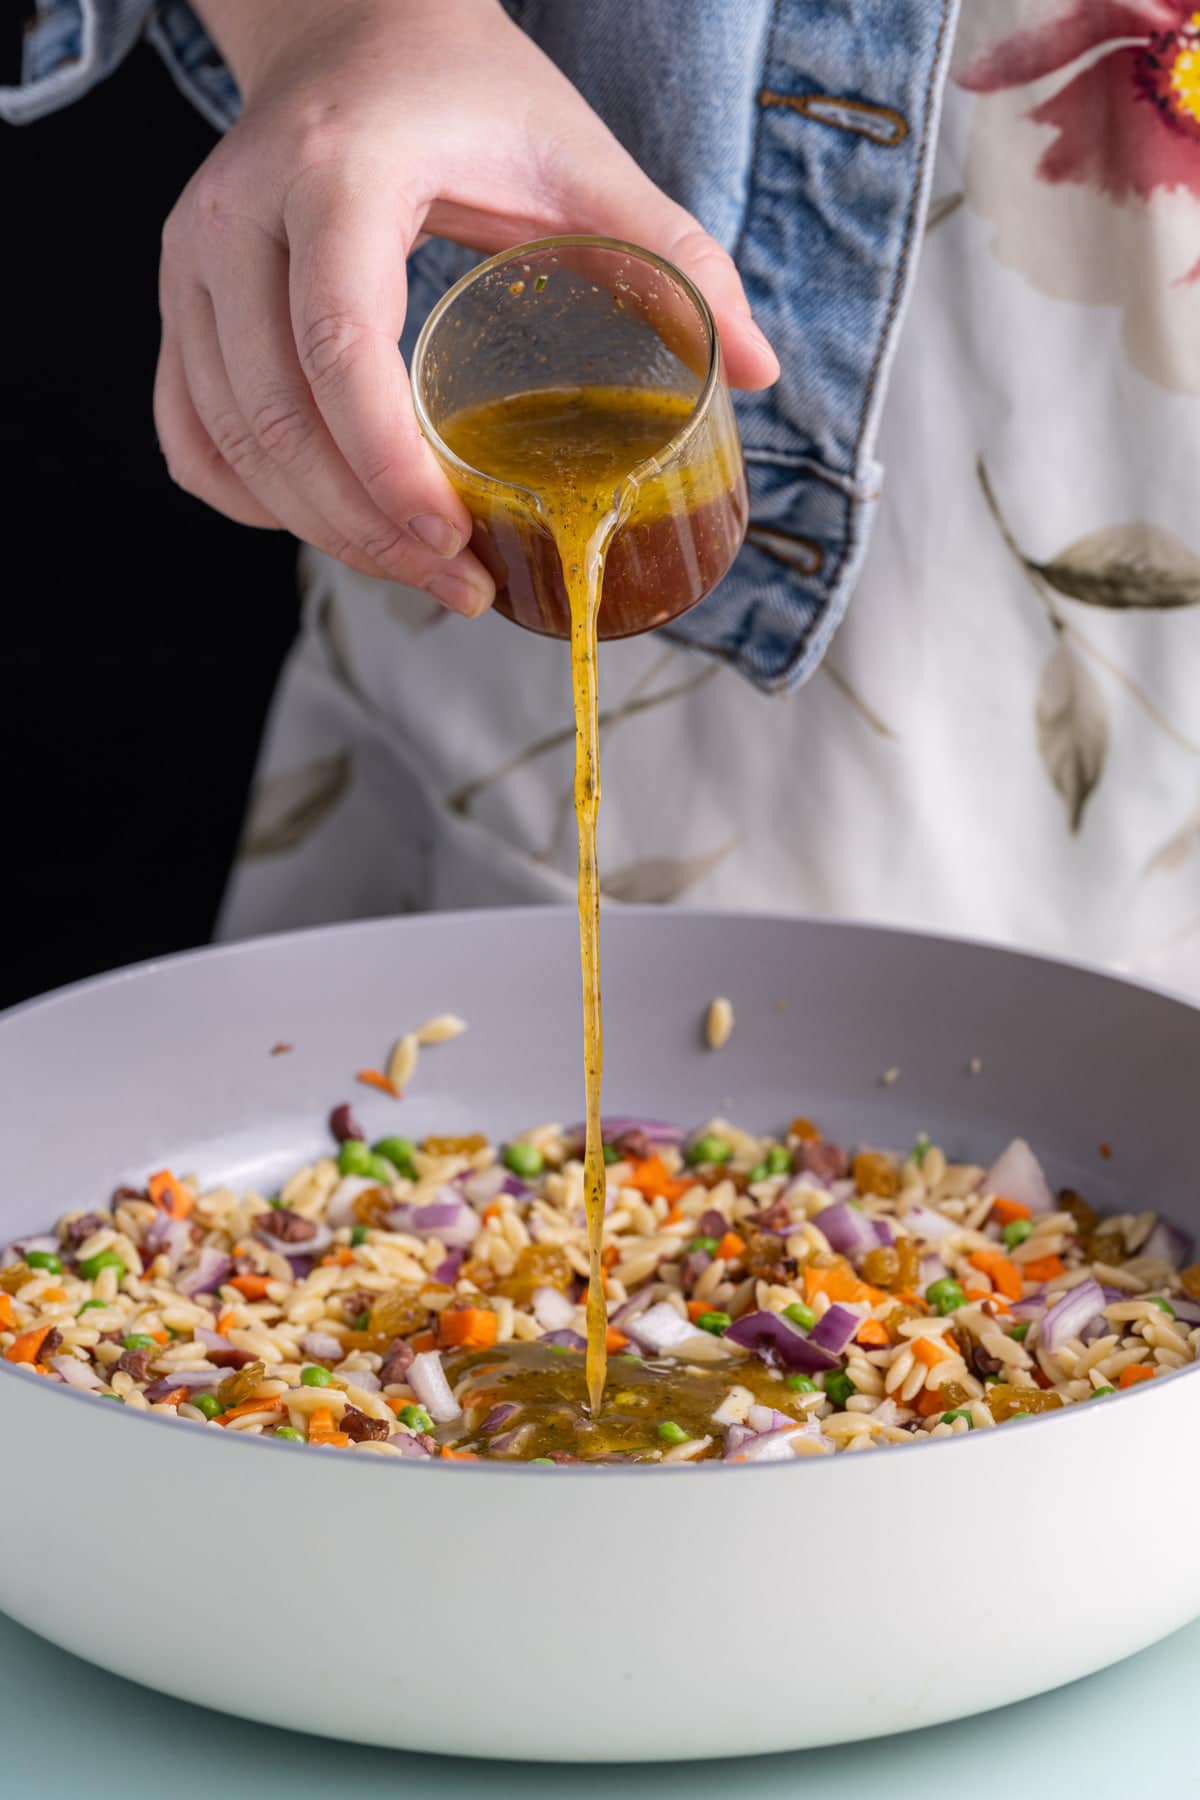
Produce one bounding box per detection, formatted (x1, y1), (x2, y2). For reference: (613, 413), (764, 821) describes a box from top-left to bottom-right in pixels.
(239, 752), (352, 858)
(602, 840), (736, 904)
(1034, 523), (1200, 611)
(1035, 642), (1109, 832)
(1147, 805), (1200, 877)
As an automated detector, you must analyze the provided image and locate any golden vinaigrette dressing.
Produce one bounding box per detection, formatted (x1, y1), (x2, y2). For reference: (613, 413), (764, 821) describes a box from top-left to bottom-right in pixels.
(440, 386), (741, 1419)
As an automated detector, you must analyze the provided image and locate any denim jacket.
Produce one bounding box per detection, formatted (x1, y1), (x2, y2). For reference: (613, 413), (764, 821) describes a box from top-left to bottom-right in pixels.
(2, 0), (957, 693)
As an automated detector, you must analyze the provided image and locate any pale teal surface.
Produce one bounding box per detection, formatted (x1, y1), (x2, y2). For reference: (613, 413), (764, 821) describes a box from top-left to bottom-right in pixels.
(2, 1608), (1196, 1796)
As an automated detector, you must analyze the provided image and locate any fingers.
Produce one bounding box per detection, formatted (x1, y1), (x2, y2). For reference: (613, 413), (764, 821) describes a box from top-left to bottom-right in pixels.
(563, 149), (780, 392)
(153, 330), (283, 529)
(285, 177), (479, 549)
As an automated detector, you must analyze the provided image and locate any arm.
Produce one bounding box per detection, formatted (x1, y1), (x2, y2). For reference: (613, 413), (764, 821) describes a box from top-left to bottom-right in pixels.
(153, 0), (778, 612)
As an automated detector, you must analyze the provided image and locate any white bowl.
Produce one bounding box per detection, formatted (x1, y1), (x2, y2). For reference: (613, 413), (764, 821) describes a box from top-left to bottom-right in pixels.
(2, 909), (1197, 1760)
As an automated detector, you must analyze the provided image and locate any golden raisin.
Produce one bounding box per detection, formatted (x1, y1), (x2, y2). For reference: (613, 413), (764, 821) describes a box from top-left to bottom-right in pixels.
(886, 1304), (926, 1342)
(423, 1134), (488, 1156)
(987, 1383), (1062, 1422)
(217, 1360), (268, 1409)
(368, 1290), (429, 1339)
(1086, 1230), (1125, 1267)
(1058, 1188), (1098, 1237)
(789, 1117), (821, 1142)
(353, 1186), (393, 1226)
(1180, 1263), (1200, 1301)
(895, 1238), (922, 1291)
(460, 1257), (499, 1294)
(861, 1246), (901, 1289)
(932, 1380), (972, 1411)
(0, 1264), (31, 1295)
(853, 1151), (898, 1199)
(743, 1232), (791, 1280)
(495, 1244), (572, 1302)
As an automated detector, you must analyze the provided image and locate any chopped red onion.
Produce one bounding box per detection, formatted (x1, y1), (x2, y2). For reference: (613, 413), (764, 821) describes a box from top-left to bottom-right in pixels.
(1168, 1296), (1200, 1326)
(491, 1423), (537, 1456)
(919, 1255), (948, 1288)
(1140, 1218), (1193, 1266)
(301, 1330), (344, 1363)
(532, 1286), (576, 1332)
(723, 1423), (755, 1457)
(984, 1138), (1054, 1214)
(287, 1254), (313, 1280)
(143, 1370), (220, 1399)
(194, 1326), (233, 1352)
(337, 1367), (381, 1392)
(50, 1354), (106, 1392)
(540, 1329), (587, 1350)
(809, 1304), (859, 1356)
(388, 1192), (479, 1247)
(481, 1402), (519, 1434)
(256, 1222), (333, 1261)
(874, 1218), (896, 1247)
(143, 1213), (192, 1266)
(392, 1431), (434, 1458)
(725, 1309), (840, 1372)
(609, 1286), (668, 1333)
(408, 1350), (461, 1423)
(904, 1204), (956, 1245)
(176, 1248), (234, 1298)
(458, 1166), (531, 1206)
(3, 1234), (60, 1268)
(725, 1420), (827, 1462)
(626, 1301), (699, 1355)
(1012, 1293), (1048, 1322)
(747, 1404), (794, 1433)
(566, 1117), (684, 1147)
(1041, 1278), (1106, 1353)
(812, 1200), (879, 1258)
(433, 1249), (465, 1286)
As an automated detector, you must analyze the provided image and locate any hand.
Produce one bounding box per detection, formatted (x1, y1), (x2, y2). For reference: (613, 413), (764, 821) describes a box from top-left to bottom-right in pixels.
(154, 0), (779, 616)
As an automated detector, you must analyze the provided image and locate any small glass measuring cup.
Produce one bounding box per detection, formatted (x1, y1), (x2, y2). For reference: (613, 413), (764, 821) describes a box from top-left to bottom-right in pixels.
(411, 236), (748, 640)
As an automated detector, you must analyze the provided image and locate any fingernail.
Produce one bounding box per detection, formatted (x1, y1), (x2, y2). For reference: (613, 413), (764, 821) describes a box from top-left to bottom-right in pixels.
(409, 513), (464, 557)
(426, 571), (491, 618)
(745, 316), (778, 362)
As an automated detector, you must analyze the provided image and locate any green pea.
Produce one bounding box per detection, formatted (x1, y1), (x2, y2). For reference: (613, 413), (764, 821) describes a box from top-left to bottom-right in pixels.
(983, 1371), (1004, 1384)
(657, 1421), (689, 1445)
(603, 1143), (622, 1166)
(1148, 1297), (1176, 1319)
(274, 1426), (305, 1442)
(98, 1393), (123, 1403)
(503, 1142), (544, 1179)
(766, 1145), (792, 1176)
(1089, 1385), (1116, 1399)
(193, 1393), (222, 1420)
(122, 1334), (157, 1351)
(549, 1345), (573, 1356)
(349, 1225), (368, 1248)
(747, 1164), (769, 1185)
(366, 1153), (399, 1184)
(688, 1236), (719, 1256)
(686, 1135), (731, 1166)
(697, 1311), (731, 1335)
(824, 1370), (856, 1408)
(26, 1250), (62, 1274)
(372, 1136), (416, 1177)
(1002, 1220), (1034, 1249)
(354, 1309), (370, 1332)
(1009, 1322), (1030, 1341)
(530, 1457), (556, 1465)
(910, 1134), (932, 1168)
(1007, 1410), (1031, 1422)
(338, 1139), (374, 1177)
(78, 1250), (126, 1282)
(397, 1403), (433, 1433)
(300, 1365), (334, 1388)
(941, 1408), (974, 1429)
(78, 1298), (109, 1315)
(785, 1374), (817, 1393)
(925, 1277), (966, 1315)
(783, 1301), (816, 1331)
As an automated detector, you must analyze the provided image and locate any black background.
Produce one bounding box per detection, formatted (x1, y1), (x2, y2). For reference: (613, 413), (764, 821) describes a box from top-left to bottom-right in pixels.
(1, 21), (299, 1008)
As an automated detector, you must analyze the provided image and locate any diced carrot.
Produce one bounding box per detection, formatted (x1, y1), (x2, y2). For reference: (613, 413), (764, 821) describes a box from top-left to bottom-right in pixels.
(306, 1406), (337, 1435)
(916, 1389), (947, 1417)
(216, 1310), (236, 1337)
(216, 1396), (285, 1424)
(625, 1155), (690, 1205)
(912, 1336), (949, 1368)
(155, 1386), (190, 1408)
(440, 1445), (478, 1460)
(39, 1287), (68, 1305)
(308, 1410), (352, 1447)
(968, 1250), (1024, 1301)
(0, 1295), (14, 1331)
(481, 1202), (503, 1224)
(228, 1274), (270, 1301)
(895, 1291), (927, 1310)
(320, 1247), (356, 1268)
(717, 1231), (746, 1262)
(686, 1300), (715, 1324)
(789, 1117), (820, 1142)
(386, 1395), (410, 1416)
(601, 1245), (620, 1269)
(410, 1330), (437, 1354)
(1119, 1363), (1156, 1388)
(356, 1068), (402, 1098)
(4, 1324), (54, 1365)
(964, 1286), (1013, 1315)
(856, 1319), (889, 1348)
(990, 1197), (1032, 1226)
(147, 1168), (194, 1220)
(662, 1205), (685, 1227)
(437, 1307), (498, 1351)
(151, 1330), (170, 1346)
(1022, 1254), (1066, 1284)
(606, 1326), (630, 1352)
(804, 1266), (884, 1307)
